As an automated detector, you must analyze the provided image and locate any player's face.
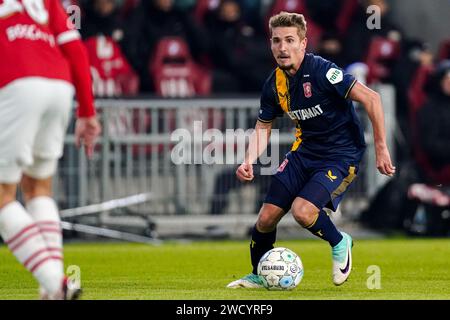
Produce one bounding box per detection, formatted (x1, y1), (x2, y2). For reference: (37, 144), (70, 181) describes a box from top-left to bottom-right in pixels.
(271, 27), (307, 75)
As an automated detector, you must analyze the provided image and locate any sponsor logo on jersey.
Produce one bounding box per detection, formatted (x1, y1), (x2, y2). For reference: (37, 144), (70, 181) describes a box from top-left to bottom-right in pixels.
(326, 68), (343, 84)
(6, 24), (55, 46)
(287, 104), (323, 121)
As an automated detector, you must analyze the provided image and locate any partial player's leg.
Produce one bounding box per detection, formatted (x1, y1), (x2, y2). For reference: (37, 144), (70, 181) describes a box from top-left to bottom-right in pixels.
(227, 177), (294, 288)
(0, 184), (17, 209)
(21, 175), (70, 299)
(0, 78), (76, 299)
(227, 203), (286, 288)
(21, 176), (61, 263)
(293, 165), (357, 285)
(21, 174), (81, 300)
(0, 79), (67, 298)
(0, 181), (66, 298)
(21, 79), (78, 299)
(291, 196), (352, 285)
(291, 196), (343, 246)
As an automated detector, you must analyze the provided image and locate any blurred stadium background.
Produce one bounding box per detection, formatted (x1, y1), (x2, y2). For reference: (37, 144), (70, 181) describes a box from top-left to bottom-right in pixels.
(49, 0), (450, 242)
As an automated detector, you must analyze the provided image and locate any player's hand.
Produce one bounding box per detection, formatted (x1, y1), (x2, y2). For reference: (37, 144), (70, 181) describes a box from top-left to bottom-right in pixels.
(375, 144), (396, 177)
(75, 116), (102, 159)
(236, 163), (254, 182)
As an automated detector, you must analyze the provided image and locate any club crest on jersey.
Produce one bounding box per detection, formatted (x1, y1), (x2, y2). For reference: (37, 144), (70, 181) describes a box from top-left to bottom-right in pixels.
(303, 82), (312, 98)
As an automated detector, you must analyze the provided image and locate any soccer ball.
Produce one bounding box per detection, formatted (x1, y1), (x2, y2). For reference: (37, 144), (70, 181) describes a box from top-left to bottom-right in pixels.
(257, 247), (303, 290)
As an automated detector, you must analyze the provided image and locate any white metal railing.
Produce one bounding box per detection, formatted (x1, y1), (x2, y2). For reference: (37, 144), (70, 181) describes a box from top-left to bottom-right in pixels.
(54, 91), (396, 224)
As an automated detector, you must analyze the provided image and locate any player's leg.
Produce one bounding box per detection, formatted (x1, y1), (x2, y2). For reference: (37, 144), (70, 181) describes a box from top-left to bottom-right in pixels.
(21, 175), (64, 297)
(250, 203), (285, 272)
(0, 182), (67, 294)
(291, 195), (343, 246)
(227, 177), (294, 288)
(0, 184), (17, 208)
(21, 174), (80, 300)
(0, 182), (65, 299)
(22, 172), (62, 263)
(24, 79), (73, 265)
(22, 79), (77, 299)
(0, 78), (68, 298)
(291, 196), (352, 286)
(249, 153), (303, 268)
(227, 203), (286, 288)
(293, 165), (357, 285)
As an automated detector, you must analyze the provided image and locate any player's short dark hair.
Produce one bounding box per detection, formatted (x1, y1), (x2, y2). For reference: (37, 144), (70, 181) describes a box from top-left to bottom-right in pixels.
(269, 11), (307, 39)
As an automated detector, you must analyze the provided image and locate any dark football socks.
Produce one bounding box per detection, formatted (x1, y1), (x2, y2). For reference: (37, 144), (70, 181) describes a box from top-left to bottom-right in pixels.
(306, 209), (343, 247)
(250, 225), (277, 275)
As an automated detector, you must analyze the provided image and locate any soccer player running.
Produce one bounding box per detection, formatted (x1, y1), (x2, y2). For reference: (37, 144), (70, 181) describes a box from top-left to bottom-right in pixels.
(0, 0), (101, 299)
(227, 12), (395, 288)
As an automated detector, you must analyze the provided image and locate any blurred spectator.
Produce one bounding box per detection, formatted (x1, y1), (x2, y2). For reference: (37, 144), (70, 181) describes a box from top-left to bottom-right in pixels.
(416, 60), (450, 179)
(305, 0), (344, 32)
(239, 0), (266, 35)
(80, 0), (125, 43)
(407, 49), (434, 113)
(174, 0), (197, 11)
(438, 39), (450, 61)
(120, 0), (141, 19)
(61, 0), (80, 9)
(343, 0), (403, 66)
(193, 0), (221, 26)
(360, 61), (450, 232)
(149, 37), (211, 97)
(346, 62), (369, 84)
(391, 39), (433, 161)
(316, 32), (346, 68)
(79, 0), (139, 97)
(84, 36), (140, 97)
(123, 0), (209, 92)
(206, 0), (273, 93)
(305, 0), (359, 36)
(400, 61), (450, 236)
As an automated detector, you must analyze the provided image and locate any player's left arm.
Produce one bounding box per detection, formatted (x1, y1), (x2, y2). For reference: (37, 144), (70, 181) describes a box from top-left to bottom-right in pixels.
(348, 82), (396, 177)
(48, 0), (101, 158)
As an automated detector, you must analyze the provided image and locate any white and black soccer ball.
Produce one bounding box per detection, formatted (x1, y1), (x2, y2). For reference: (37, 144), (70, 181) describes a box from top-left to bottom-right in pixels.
(257, 247), (303, 290)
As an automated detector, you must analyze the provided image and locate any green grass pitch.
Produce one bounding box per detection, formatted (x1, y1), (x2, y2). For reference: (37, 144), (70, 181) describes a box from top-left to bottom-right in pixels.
(0, 238), (449, 300)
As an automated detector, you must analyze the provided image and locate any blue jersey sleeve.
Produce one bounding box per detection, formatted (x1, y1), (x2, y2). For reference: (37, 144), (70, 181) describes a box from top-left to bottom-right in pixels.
(258, 79), (284, 123)
(317, 60), (357, 99)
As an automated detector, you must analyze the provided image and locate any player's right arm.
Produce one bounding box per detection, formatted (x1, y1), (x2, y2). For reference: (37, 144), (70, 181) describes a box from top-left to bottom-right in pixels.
(49, 0), (101, 158)
(237, 120), (273, 182)
(237, 76), (281, 182)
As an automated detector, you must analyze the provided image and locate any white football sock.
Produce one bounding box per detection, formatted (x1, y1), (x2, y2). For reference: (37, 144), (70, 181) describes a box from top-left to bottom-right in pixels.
(26, 196), (64, 270)
(0, 201), (63, 295)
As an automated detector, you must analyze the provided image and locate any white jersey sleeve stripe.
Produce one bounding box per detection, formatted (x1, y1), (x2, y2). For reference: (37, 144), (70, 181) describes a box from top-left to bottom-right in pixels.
(56, 30), (80, 45)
